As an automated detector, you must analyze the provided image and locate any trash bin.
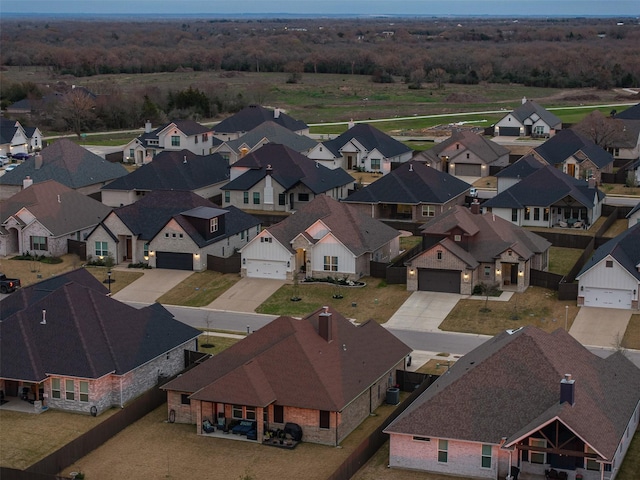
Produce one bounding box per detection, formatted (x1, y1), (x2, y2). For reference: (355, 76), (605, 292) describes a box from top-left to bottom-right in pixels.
(510, 466), (520, 480)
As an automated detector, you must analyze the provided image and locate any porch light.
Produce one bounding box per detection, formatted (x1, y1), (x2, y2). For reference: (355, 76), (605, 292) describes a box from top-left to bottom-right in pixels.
(496, 269), (501, 275)
(409, 269), (415, 276)
(463, 272), (469, 279)
(194, 253), (200, 258)
(149, 251), (155, 256)
(144, 256), (149, 261)
(518, 270), (524, 276)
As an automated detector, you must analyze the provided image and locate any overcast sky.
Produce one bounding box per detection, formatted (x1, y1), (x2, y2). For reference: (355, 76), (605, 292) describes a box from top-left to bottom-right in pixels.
(1, 0), (638, 16)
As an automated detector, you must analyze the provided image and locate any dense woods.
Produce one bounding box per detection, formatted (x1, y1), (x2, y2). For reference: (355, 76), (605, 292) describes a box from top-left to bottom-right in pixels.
(1, 17), (638, 133)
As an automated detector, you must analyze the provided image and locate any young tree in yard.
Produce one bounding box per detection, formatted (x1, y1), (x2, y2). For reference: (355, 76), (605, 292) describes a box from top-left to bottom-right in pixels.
(56, 89), (96, 137)
(573, 111), (626, 149)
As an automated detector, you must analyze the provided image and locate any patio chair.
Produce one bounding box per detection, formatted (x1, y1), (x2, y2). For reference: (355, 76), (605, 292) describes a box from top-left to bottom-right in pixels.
(216, 413), (228, 433)
(573, 221), (583, 228)
(558, 221), (568, 228)
(202, 419), (215, 433)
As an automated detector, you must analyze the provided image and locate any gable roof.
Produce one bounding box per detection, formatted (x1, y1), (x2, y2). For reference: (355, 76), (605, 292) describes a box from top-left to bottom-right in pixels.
(423, 129), (509, 164)
(214, 105), (308, 135)
(482, 165), (603, 209)
(343, 160), (470, 205)
(101, 150), (228, 192)
(0, 269), (201, 382)
(1, 180), (110, 236)
(266, 195), (400, 256)
(509, 100), (562, 128)
(163, 306), (411, 412)
(0, 138), (128, 188)
(0, 118), (23, 144)
(615, 103), (640, 120)
(222, 143), (354, 194)
(577, 222), (640, 281)
(494, 154), (545, 179)
(222, 121), (317, 154)
(322, 123), (412, 159)
(418, 206), (551, 263)
(534, 129), (614, 169)
(627, 201), (640, 219)
(385, 326), (640, 461)
(132, 119), (215, 150)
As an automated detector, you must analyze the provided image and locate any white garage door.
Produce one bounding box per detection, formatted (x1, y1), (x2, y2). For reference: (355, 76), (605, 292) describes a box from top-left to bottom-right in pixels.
(583, 287), (632, 309)
(245, 260), (287, 279)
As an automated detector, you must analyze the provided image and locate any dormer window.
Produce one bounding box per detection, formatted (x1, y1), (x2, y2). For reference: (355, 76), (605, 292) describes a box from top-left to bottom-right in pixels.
(454, 235), (461, 242)
(210, 218), (218, 233)
(508, 250), (513, 256)
(437, 250), (443, 260)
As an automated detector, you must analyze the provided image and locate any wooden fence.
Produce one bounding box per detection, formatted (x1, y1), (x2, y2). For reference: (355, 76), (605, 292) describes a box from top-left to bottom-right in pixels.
(207, 252), (241, 273)
(66, 239), (86, 261)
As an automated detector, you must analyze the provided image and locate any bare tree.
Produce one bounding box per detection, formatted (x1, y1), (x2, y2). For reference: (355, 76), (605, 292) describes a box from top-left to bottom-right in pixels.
(573, 111), (626, 149)
(56, 89), (96, 137)
(428, 68), (448, 89)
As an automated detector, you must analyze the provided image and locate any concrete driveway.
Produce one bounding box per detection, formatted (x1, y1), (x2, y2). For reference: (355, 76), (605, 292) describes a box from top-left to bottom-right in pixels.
(111, 268), (193, 305)
(384, 291), (463, 332)
(207, 277), (285, 313)
(569, 307), (632, 348)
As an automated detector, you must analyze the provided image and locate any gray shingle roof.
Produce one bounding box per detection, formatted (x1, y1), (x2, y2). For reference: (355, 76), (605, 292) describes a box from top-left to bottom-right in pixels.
(214, 105), (308, 135)
(510, 100), (562, 129)
(385, 326), (640, 461)
(494, 154), (544, 179)
(615, 103), (640, 120)
(423, 129), (509, 164)
(577, 222), (640, 281)
(222, 121), (317, 154)
(0, 138), (128, 188)
(321, 123), (412, 159)
(534, 129), (613, 169)
(343, 160), (470, 205)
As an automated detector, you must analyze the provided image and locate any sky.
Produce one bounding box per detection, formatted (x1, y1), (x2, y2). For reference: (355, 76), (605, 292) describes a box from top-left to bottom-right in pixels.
(0, 0), (638, 17)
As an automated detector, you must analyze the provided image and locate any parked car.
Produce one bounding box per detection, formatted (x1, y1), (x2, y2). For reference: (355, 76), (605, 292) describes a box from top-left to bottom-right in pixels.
(11, 152), (31, 161)
(0, 273), (21, 294)
(469, 187), (478, 197)
(4, 164), (18, 172)
(0, 154), (8, 166)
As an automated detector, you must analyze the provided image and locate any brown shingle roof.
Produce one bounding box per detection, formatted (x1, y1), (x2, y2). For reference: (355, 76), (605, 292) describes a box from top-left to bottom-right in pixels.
(163, 306), (411, 412)
(385, 327), (640, 460)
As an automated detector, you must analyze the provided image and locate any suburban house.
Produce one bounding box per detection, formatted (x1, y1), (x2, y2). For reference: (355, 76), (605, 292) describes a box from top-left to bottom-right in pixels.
(0, 180), (110, 257)
(240, 195), (400, 280)
(213, 104), (309, 142)
(101, 149), (229, 207)
(494, 154), (545, 194)
(23, 126), (43, 153)
(611, 103), (640, 161)
(0, 118), (32, 158)
(0, 268), (201, 415)
(532, 129), (615, 184)
(493, 98), (562, 137)
(0, 139), (128, 200)
(576, 222), (640, 310)
(162, 305), (411, 446)
(384, 326), (640, 480)
(307, 123), (413, 174)
(221, 143), (355, 213)
(405, 205), (550, 294)
(342, 160), (471, 223)
(415, 129), (509, 178)
(213, 121), (318, 165)
(122, 119), (216, 164)
(86, 190), (260, 271)
(627, 201), (640, 229)
(482, 165), (605, 229)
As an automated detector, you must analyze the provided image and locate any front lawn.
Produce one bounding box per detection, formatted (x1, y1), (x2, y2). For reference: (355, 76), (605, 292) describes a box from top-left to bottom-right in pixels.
(622, 314), (640, 351)
(440, 286), (580, 336)
(155, 271), (242, 307)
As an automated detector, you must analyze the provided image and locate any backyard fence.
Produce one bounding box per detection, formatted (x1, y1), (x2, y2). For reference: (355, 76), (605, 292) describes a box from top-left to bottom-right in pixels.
(207, 252), (241, 273)
(66, 239), (86, 261)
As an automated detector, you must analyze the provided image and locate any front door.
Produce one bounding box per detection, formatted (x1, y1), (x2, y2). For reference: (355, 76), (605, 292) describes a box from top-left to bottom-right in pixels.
(566, 164), (576, 178)
(347, 155), (354, 170)
(125, 237), (132, 261)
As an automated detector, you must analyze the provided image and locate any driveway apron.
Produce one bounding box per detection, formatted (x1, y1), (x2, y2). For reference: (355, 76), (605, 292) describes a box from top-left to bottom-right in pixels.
(384, 291), (463, 332)
(112, 269), (193, 304)
(569, 307), (632, 348)
(207, 277), (285, 313)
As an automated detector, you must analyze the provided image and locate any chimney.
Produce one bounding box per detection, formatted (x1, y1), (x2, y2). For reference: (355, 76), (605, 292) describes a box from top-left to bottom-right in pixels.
(35, 154), (43, 170)
(522, 96), (527, 104)
(145, 120), (152, 133)
(348, 119), (355, 129)
(560, 373), (575, 405)
(588, 177), (596, 189)
(470, 199), (480, 214)
(266, 164), (273, 175)
(318, 306), (332, 342)
(23, 176), (34, 189)
(274, 107), (280, 119)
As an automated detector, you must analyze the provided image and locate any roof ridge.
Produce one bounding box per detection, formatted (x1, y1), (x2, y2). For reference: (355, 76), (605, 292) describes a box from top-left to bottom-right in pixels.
(17, 311), (43, 381)
(66, 285), (100, 378)
(90, 289), (123, 375)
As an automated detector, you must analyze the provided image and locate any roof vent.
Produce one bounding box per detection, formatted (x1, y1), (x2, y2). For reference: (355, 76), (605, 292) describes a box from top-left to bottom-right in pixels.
(40, 309), (47, 325)
(183, 156), (187, 164)
(409, 163), (413, 172)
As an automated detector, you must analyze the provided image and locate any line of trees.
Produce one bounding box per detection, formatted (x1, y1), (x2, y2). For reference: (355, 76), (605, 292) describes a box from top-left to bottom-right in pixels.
(1, 17), (639, 89)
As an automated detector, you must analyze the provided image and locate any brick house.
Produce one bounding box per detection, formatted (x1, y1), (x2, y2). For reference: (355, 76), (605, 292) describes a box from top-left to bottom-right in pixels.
(385, 327), (640, 480)
(0, 269), (201, 415)
(342, 160), (471, 222)
(162, 306), (411, 446)
(405, 205), (550, 294)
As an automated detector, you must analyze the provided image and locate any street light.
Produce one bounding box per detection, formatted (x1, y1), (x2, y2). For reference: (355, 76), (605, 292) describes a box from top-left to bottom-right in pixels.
(565, 305), (569, 330)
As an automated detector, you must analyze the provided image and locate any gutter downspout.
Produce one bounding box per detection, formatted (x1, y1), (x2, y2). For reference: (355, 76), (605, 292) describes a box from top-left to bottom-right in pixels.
(120, 376), (123, 408)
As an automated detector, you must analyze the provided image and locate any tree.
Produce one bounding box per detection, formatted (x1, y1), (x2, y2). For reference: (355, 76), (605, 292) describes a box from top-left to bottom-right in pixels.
(428, 68), (448, 89)
(573, 111), (626, 149)
(55, 89), (97, 137)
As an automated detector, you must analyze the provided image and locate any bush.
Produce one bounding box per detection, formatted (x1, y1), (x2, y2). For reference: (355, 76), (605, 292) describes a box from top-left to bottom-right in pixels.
(128, 262), (151, 269)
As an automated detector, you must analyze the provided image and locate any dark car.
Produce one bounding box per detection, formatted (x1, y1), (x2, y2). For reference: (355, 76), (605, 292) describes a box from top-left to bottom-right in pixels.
(11, 152), (30, 160)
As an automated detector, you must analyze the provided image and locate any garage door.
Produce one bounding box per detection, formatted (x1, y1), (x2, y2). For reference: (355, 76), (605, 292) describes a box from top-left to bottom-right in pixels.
(245, 260), (287, 279)
(156, 252), (193, 270)
(418, 269), (460, 293)
(455, 163), (482, 177)
(498, 126), (520, 136)
(582, 287), (632, 309)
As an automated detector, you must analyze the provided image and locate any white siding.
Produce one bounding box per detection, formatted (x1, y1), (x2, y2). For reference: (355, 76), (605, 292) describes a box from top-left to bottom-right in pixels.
(578, 256), (639, 291)
(312, 235), (356, 276)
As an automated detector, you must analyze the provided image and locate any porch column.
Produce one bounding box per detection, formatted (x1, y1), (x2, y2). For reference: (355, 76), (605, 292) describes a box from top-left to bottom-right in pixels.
(257, 407), (264, 442)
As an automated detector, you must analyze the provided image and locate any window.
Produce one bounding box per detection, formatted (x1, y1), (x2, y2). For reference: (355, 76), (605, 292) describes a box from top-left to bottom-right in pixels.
(165, 233), (169, 238)
(79, 381), (89, 402)
(438, 439), (448, 463)
(274, 405), (284, 423)
(466, 153), (470, 159)
(253, 192), (260, 205)
(31, 236), (47, 250)
(129, 148), (134, 159)
(371, 158), (381, 171)
(324, 256), (338, 272)
(260, 237), (272, 243)
(606, 260), (613, 268)
(243, 192), (249, 204)
(534, 208), (540, 221)
(524, 208), (531, 220)
(143, 243), (149, 258)
(437, 251), (443, 260)
(241, 230), (245, 240)
(454, 234), (461, 242)
(422, 205), (435, 217)
(210, 218), (218, 233)
(544, 208), (549, 221)
(319, 410), (330, 429)
(232, 405), (243, 419)
(181, 394), (191, 405)
(95, 241), (108, 257)
(245, 406), (256, 420)
(481, 444), (492, 468)
(512, 209), (518, 222)
(298, 193), (309, 202)
(529, 438), (546, 464)
(203, 133), (208, 142)
(171, 135), (180, 146)
(413, 436), (431, 442)
(65, 379), (75, 401)
(51, 378), (61, 399)
(484, 266), (491, 277)
(225, 191), (230, 204)
(194, 135), (198, 144)
(278, 193), (286, 205)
